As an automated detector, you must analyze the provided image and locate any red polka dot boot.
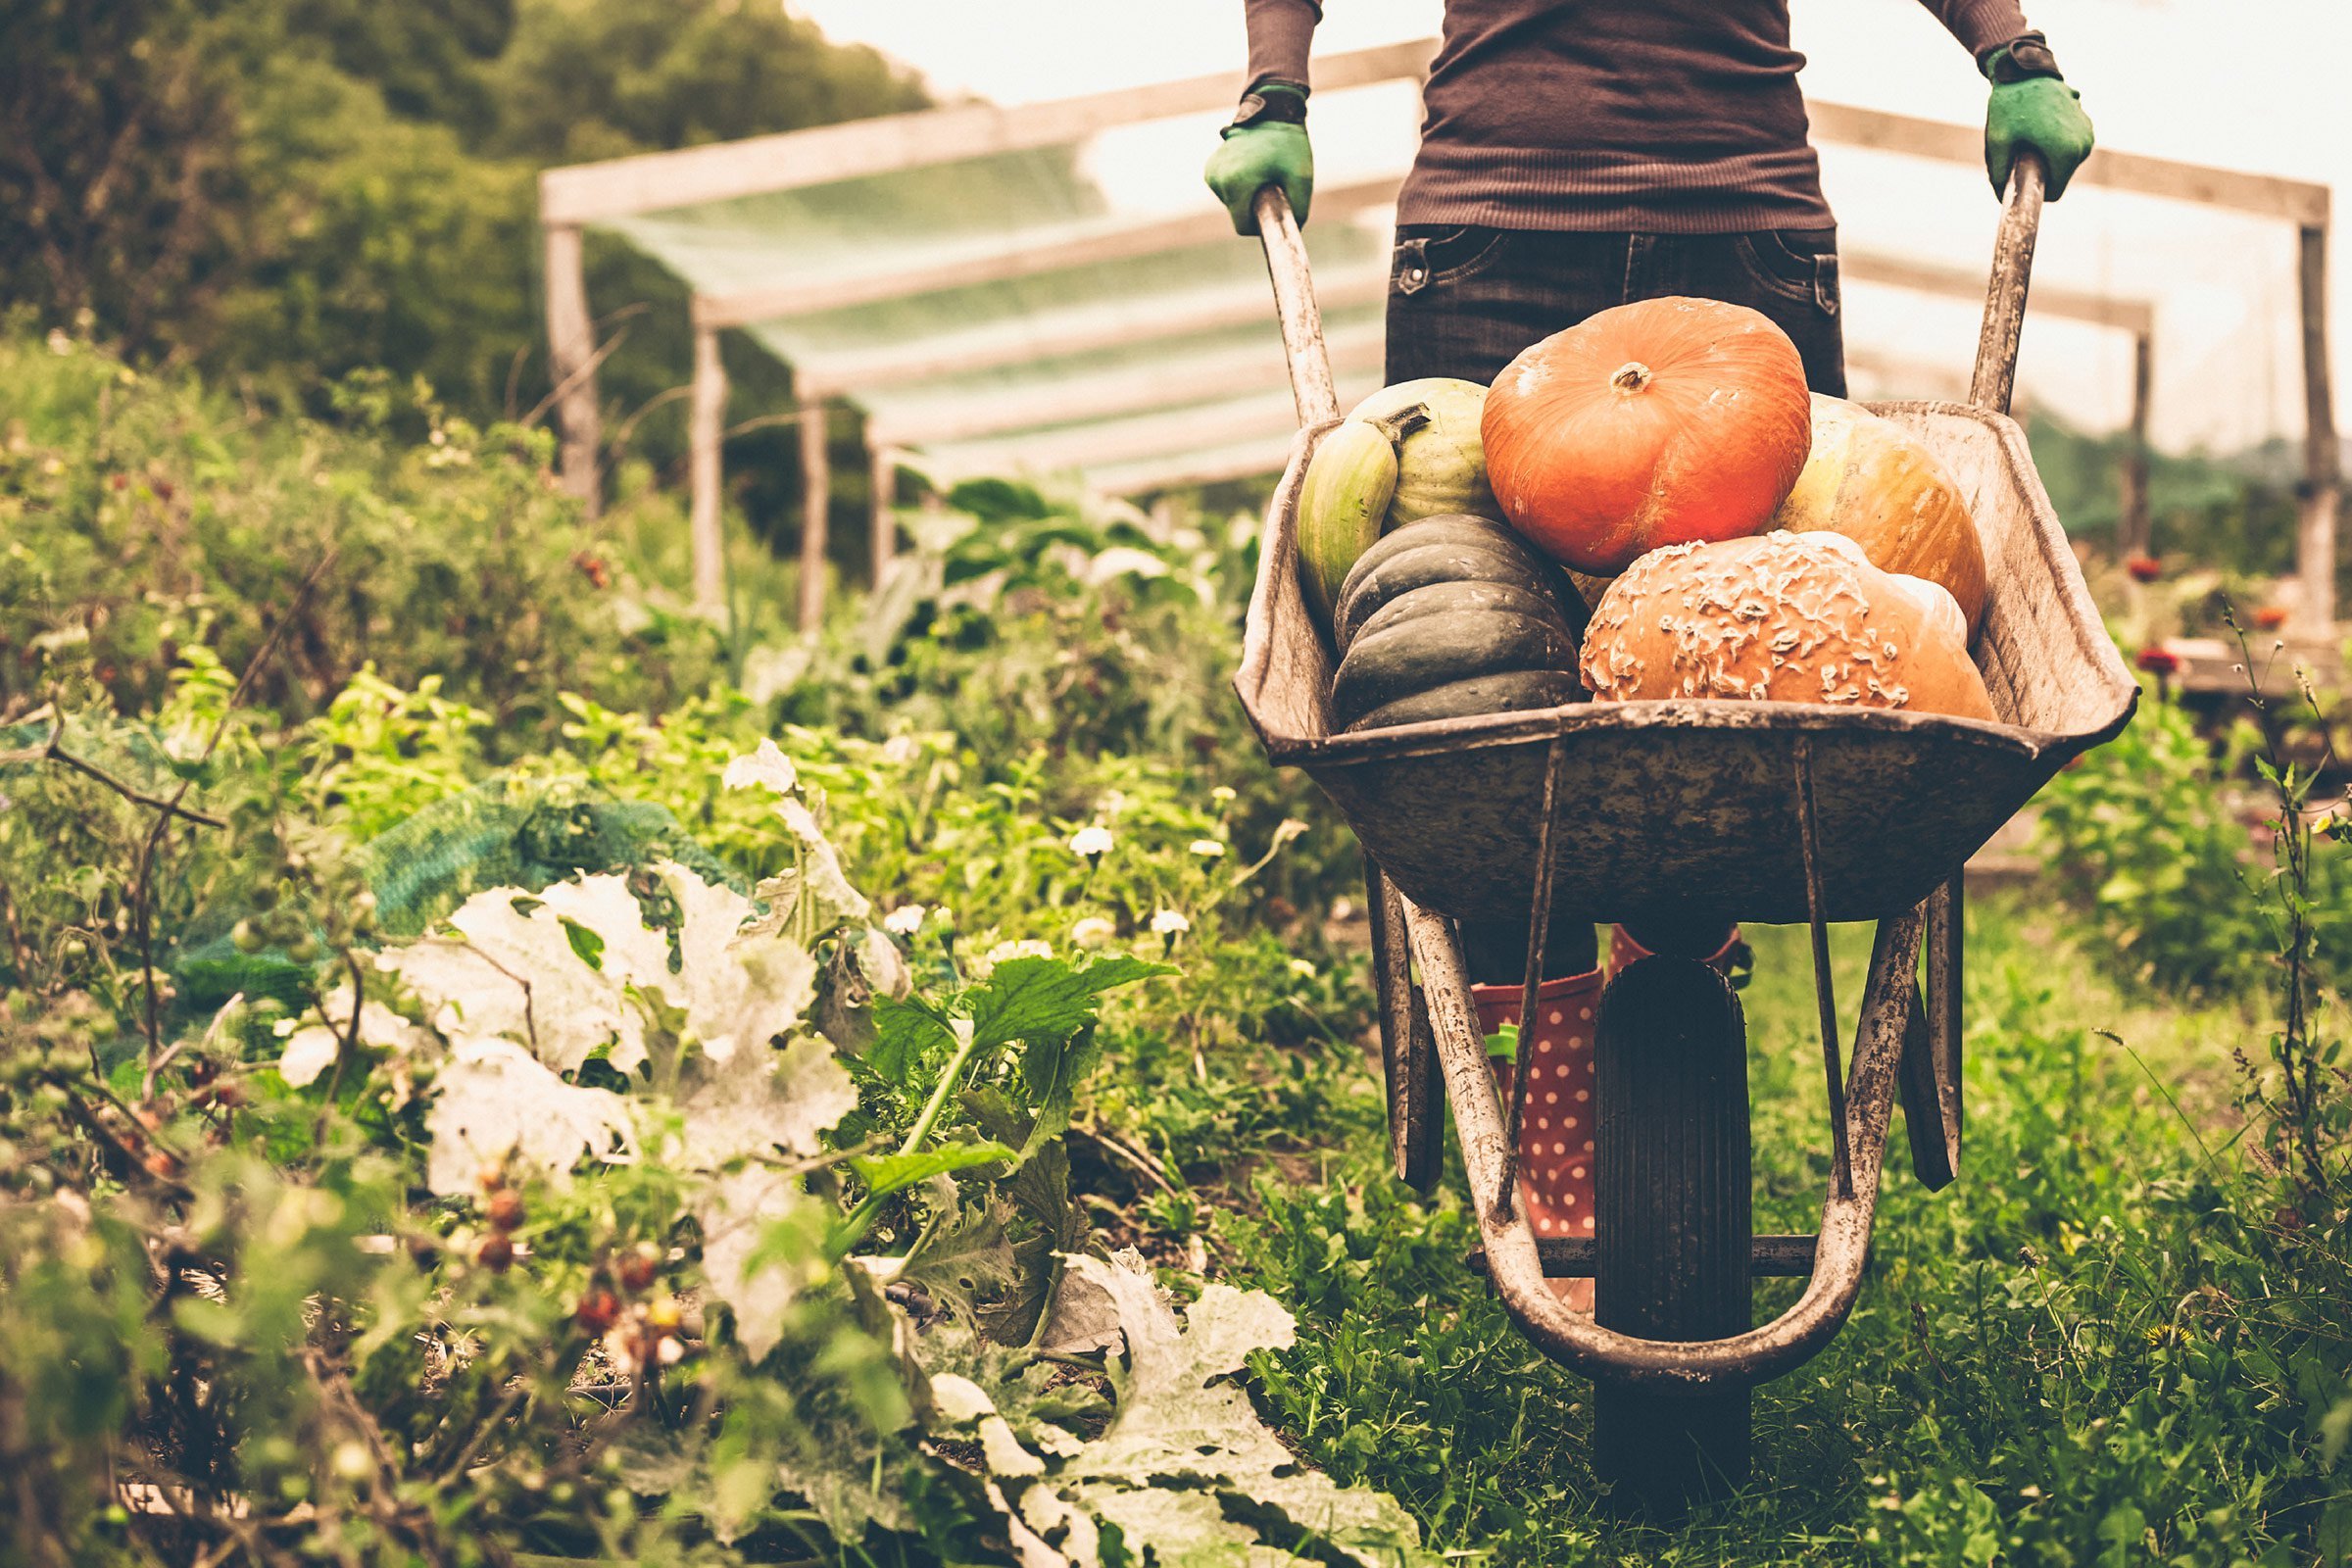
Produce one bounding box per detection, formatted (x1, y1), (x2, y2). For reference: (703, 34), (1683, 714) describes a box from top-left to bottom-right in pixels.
(1475, 968), (1605, 1313)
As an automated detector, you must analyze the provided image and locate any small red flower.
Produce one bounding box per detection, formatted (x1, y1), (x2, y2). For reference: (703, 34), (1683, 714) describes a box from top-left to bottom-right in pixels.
(2253, 605), (2289, 630)
(2135, 645), (2181, 676)
(111, 473), (129, 492)
(2125, 555), (2162, 583)
(571, 551), (611, 589)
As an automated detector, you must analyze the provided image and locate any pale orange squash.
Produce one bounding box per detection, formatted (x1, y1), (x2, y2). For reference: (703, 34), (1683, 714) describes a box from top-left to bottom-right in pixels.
(1774, 394), (1988, 640)
(1579, 531), (1996, 721)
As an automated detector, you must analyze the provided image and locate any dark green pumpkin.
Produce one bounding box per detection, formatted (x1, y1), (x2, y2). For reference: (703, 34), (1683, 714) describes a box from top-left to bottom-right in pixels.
(1343, 669), (1589, 733)
(1331, 609), (1578, 730)
(1334, 514), (1585, 653)
(1327, 512), (1588, 733)
(1349, 578), (1567, 646)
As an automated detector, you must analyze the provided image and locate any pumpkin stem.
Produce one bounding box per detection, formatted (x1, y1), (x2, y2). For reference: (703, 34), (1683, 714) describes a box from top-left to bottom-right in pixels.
(1610, 361), (1654, 394)
(1368, 403), (1433, 445)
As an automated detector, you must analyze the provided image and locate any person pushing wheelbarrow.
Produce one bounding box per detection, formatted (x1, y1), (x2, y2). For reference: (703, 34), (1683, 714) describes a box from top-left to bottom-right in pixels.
(1206, 0), (2095, 1305)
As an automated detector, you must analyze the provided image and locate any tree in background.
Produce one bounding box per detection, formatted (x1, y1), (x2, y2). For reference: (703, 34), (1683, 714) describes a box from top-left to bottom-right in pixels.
(0, 0), (927, 493)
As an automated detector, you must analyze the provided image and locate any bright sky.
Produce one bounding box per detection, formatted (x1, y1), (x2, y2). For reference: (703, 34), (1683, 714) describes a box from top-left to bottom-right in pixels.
(792, 0), (2348, 454)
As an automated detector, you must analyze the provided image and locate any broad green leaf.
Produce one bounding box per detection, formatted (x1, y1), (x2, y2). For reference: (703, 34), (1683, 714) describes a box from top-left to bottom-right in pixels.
(900, 1194), (1021, 1327)
(968, 954), (1168, 1056)
(850, 1142), (1017, 1200)
(867, 995), (956, 1086)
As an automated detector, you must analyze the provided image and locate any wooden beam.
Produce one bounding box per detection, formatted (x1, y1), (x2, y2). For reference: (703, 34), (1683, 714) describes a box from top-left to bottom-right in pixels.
(868, 321), (1387, 448)
(540, 38), (2324, 233)
(1807, 101), (2329, 227)
(1843, 249), (2153, 335)
(2298, 224), (2340, 631)
(542, 223), (601, 515)
(694, 175), (1402, 331)
(797, 267), (1390, 398)
(799, 398), (830, 635)
(538, 39), (1433, 225)
(689, 326), (727, 613)
(870, 444), (899, 583)
(2119, 330), (2154, 558)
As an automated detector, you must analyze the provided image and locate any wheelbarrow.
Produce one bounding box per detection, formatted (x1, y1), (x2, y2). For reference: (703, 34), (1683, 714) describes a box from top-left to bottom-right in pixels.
(1231, 159), (2137, 1508)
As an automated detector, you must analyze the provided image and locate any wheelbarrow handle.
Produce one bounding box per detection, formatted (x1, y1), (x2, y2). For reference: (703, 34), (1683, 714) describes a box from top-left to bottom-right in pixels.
(1968, 150), (2047, 417)
(1252, 187), (1343, 425)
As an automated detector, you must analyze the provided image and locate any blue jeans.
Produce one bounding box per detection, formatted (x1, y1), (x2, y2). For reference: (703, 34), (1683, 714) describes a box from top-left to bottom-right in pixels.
(1385, 226), (1846, 394)
(1392, 227), (1839, 979)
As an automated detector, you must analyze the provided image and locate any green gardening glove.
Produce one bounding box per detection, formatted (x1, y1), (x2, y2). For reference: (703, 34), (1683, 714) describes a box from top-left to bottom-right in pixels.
(1983, 39), (2094, 199)
(1204, 84), (1313, 236)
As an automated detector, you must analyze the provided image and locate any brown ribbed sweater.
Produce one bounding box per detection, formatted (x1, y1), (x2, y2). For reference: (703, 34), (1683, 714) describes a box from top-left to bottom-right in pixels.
(1245, 0), (2033, 232)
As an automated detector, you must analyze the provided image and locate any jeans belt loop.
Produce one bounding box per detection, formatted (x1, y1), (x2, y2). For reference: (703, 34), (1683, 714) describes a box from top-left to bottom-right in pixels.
(1397, 237), (1431, 296)
(1814, 254), (1841, 318)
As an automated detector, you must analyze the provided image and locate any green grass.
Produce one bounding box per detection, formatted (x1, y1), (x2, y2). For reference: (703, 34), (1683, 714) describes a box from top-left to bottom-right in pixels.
(1212, 900), (2345, 1565)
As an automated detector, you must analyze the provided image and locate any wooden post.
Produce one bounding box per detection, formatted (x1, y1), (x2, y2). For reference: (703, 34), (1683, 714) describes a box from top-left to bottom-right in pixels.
(2298, 223), (2340, 632)
(542, 222), (601, 516)
(689, 324), (727, 615)
(798, 397), (830, 635)
(2118, 329), (2153, 559)
(869, 444), (898, 584)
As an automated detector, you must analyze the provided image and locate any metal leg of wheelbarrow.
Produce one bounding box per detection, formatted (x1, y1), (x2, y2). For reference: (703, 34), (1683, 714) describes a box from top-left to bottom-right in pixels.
(1592, 956), (1753, 1512)
(1405, 890), (1928, 1384)
(1366, 862), (1442, 1192)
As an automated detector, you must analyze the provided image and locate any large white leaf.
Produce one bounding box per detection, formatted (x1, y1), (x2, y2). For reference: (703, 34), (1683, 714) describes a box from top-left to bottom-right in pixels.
(667, 1033), (856, 1171)
(695, 1164), (826, 1362)
(387, 874), (665, 1076)
(649, 861), (819, 1062)
(423, 1037), (637, 1196)
(276, 984), (431, 1088)
(919, 1252), (1425, 1568)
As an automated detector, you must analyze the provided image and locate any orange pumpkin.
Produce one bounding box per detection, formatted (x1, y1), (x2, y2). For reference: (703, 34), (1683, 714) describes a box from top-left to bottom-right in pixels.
(1773, 395), (1988, 640)
(1481, 297), (1814, 574)
(1579, 531), (1996, 721)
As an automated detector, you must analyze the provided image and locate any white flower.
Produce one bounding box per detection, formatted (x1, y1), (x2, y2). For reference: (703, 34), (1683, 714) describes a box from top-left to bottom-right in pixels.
(1210, 785), (1237, 804)
(882, 905), (925, 936)
(1068, 825), (1114, 858)
(1150, 909), (1191, 937)
(879, 734), (921, 765)
(1071, 916), (1116, 949)
(1188, 839), (1227, 858)
(1288, 958), (1317, 980)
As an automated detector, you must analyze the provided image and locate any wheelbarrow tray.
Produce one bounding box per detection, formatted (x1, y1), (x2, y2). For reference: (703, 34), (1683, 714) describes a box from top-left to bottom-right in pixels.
(1234, 400), (2137, 930)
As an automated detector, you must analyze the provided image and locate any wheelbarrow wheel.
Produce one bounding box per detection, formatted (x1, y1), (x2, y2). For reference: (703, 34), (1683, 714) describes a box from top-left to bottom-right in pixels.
(1592, 956), (1753, 1514)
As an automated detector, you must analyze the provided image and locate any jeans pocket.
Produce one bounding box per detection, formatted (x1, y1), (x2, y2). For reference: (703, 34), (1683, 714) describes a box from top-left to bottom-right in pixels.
(1394, 226), (1510, 296)
(1735, 229), (1840, 317)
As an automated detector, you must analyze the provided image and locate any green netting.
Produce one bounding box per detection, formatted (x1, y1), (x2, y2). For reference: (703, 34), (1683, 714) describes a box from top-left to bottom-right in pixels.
(596, 130), (1398, 488)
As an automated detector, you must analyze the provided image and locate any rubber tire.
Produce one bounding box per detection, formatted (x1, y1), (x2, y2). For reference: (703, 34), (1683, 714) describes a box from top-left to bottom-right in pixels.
(1592, 956), (1753, 1515)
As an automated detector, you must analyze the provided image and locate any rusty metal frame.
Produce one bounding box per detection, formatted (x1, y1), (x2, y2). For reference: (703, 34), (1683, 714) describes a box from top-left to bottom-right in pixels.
(1410, 890), (1927, 1392)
